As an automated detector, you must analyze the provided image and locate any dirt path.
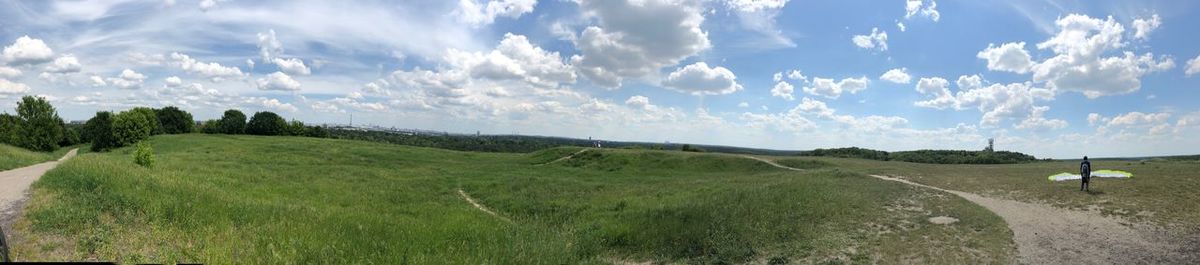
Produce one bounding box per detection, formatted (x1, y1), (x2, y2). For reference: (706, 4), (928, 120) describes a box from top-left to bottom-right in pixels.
(1, 148), (78, 249)
(537, 148), (590, 166)
(869, 174), (1195, 264)
(740, 155), (804, 171)
(457, 189), (511, 223)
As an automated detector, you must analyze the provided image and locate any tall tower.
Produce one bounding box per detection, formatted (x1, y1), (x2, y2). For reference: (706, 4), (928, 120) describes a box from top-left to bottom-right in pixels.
(986, 138), (995, 152)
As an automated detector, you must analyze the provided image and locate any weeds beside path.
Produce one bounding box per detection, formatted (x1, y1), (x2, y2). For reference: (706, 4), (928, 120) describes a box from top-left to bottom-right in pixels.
(0, 149), (78, 248)
(869, 174), (1198, 264)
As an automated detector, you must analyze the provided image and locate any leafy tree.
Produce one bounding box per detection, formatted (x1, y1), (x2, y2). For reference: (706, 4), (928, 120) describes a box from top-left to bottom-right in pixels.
(129, 107), (162, 135)
(0, 113), (20, 146)
(84, 111), (119, 151)
(218, 109), (246, 134)
(15, 96), (64, 152)
(246, 111), (288, 136)
(287, 120), (307, 136)
(58, 125), (82, 147)
(304, 125), (330, 138)
(198, 119), (221, 134)
(156, 106), (194, 134)
(681, 144), (705, 152)
(134, 142), (155, 167)
(113, 110), (151, 147)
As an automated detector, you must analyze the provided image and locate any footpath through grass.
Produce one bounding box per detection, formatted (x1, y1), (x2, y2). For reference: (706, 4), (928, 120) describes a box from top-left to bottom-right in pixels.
(12, 135), (1013, 263)
(0, 144), (80, 171)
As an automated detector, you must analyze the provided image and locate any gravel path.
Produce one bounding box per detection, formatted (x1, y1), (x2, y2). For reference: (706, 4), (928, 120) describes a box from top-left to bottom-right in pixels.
(1, 148), (77, 254)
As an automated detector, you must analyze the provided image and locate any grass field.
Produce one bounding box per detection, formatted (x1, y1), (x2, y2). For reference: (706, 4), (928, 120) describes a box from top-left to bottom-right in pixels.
(10, 134), (1014, 264)
(757, 155), (1200, 232)
(0, 144), (80, 171)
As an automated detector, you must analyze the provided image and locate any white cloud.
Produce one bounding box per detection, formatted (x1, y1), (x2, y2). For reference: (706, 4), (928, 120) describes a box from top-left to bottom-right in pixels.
(446, 33), (575, 88)
(253, 97), (299, 112)
(1030, 14), (1173, 98)
(169, 52), (246, 82)
(571, 0), (710, 88)
(2, 36), (55, 65)
(724, 0), (788, 12)
(786, 70), (806, 81)
(773, 72), (783, 82)
(976, 42), (1033, 74)
(89, 75), (107, 87)
(1015, 106), (1068, 131)
(256, 72), (301, 91)
(43, 55), (83, 73)
(455, 0), (537, 25)
(164, 76), (183, 87)
(0, 66), (21, 79)
(0, 79), (31, 94)
(1131, 14), (1161, 40)
(738, 102), (749, 108)
(662, 62), (743, 95)
(851, 27), (888, 51)
(879, 68), (911, 84)
(1107, 111), (1170, 127)
(904, 0), (939, 22)
(257, 29), (283, 62)
(272, 58), (311, 75)
(107, 68), (146, 89)
(199, 0), (225, 12)
(913, 77), (954, 109)
(770, 81), (794, 100)
(896, 21), (906, 32)
(624, 95), (652, 110)
(915, 76), (1058, 129)
(1186, 55), (1200, 77)
(802, 76), (868, 99)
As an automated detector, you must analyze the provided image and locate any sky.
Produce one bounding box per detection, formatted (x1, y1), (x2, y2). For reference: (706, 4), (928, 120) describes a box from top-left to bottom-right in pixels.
(1, 0), (1199, 158)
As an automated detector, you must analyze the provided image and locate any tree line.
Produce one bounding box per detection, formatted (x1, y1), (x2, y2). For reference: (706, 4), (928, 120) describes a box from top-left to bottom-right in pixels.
(0, 96), (329, 153)
(798, 147), (1037, 164)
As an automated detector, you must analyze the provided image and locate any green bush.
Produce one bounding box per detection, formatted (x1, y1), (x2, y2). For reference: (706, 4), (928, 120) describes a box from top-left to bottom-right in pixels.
(198, 120), (221, 134)
(112, 110), (151, 147)
(133, 142), (154, 167)
(304, 125), (329, 138)
(15, 96), (65, 152)
(681, 144), (705, 153)
(129, 107), (163, 135)
(58, 125), (82, 147)
(84, 112), (119, 151)
(156, 106), (194, 134)
(286, 120), (306, 136)
(218, 109), (246, 134)
(0, 113), (20, 146)
(245, 111), (288, 136)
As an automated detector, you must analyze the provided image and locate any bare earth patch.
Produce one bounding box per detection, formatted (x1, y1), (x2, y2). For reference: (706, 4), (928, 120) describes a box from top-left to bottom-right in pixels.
(928, 216), (958, 225)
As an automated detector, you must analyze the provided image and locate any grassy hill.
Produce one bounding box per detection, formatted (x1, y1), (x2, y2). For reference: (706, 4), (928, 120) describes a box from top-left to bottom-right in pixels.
(0, 144), (78, 171)
(11, 134), (1013, 264)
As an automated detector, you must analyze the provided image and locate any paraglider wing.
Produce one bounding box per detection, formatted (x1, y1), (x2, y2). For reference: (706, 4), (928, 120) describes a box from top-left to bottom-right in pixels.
(1047, 170), (1132, 181)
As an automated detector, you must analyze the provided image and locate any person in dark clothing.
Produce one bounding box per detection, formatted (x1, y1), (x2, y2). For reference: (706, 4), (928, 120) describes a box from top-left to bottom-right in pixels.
(1080, 156), (1092, 191)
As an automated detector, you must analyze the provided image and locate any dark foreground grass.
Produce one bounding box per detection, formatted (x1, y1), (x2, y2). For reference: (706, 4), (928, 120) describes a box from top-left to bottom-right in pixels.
(764, 155), (1200, 232)
(13, 135), (1013, 263)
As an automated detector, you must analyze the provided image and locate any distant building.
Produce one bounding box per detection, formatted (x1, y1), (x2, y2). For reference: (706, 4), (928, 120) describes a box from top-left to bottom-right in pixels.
(985, 138), (995, 152)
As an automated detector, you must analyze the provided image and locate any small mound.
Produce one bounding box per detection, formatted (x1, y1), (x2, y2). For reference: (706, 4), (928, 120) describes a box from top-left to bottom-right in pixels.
(928, 216), (959, 225)
(773, 158), (834, 169)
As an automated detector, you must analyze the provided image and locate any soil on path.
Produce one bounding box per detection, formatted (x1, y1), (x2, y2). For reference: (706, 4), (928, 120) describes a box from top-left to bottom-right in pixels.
(1, 149), (78, 250)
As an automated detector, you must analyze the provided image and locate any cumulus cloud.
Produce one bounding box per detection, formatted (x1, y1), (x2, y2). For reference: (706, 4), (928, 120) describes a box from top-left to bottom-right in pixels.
(913, 77), (954, 109)
(455, 0), (537, 25)
(914, 75), (1061, 129)
(724, 0), (789, 12)
(272, 58), (311, 75)
(571, 0), (710, 88)
(169, 52), (246, 82)
(0, 79), (31, 94)
(256, 71), (301, 91)
(1131, 14), (1161, 40)
(771, 81), (794, 100)
(89, 75), (107, 87)
(852, 27), (888, 51)
(257, 29), (283, 62)
(445, 33), (575, 88)
(1015, 106), (1068, 131)
(904, 0), (939, 22)
(164, 76), (183, 87)
(976, 42), (1033, 74)
(1186, 55), (1200, 77)
(802, 76), (868, 99)
(2, 36), (55, 64)
(879, 68), (911, 84)
(662, 62), (743, 95)
(1030, 14), (1174, 98)
(0, 66), (21, 79)
(107, 69), (147, 89)
(43, 55), (83, 73)
(251, 97), (299, 112)
(624, 95), (652, 110)
(786, 70), (806, 81)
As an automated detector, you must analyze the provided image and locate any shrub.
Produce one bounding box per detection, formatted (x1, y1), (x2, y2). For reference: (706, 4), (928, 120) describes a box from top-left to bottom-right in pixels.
(156, 106), (194, 134)
(198, 120), (221, 134)
(304, 125), (330, 138)
(84, 112), (119, 151)
(58, 125), (82, 147)
(681, 144), (705, 153)
(218, 109), (246, 134)
(245, 111), (288, 136)
(287, 120), (306, 136)
(129, 107), (163, 135)
(15, 96), (65, 152)
(112, 110), (151, 147)
(0, 113), (20, 146)
(134, 141), (155, 167)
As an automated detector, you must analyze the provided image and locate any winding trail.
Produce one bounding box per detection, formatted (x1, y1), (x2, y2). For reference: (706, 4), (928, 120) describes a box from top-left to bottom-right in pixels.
(740, 155), (804, 171)
(457, 189), (511, 223)
(0, 149), (77, 222)
(537, 148), (590, 166)
(742, 155), (1194, 264)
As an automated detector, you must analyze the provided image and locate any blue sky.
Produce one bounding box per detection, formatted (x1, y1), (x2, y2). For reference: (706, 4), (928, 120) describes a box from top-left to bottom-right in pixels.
(1, 0), (1199, 158)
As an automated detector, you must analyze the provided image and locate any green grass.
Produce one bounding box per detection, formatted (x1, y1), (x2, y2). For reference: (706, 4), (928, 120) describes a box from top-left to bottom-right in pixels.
(0, 144), (80, 171)
(12, 134), (1014, 263)
(759, 155), (1200, 231)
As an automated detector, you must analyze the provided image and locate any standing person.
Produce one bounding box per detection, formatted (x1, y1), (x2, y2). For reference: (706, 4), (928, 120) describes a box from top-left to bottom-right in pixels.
(1080, 156), (1092, 191)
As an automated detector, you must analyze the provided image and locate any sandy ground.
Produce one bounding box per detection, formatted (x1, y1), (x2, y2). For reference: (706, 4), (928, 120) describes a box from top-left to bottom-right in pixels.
(869, 174), (1198, 264)
(0, 149), (77, 249)
(536, 148), (590, 166)
(457, 189), (511, 223)
(740, 155), (804, 171)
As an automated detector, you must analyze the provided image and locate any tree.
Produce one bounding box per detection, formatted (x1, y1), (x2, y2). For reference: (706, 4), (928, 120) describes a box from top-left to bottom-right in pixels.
(113, 110), (151, 147)
(218, 109), (246, 134)
(15, 96), (65, 152)
(0, 113), (20, 146)
(287, 120), (307, 136)
(304, 125), (330, 138)
(198, 120), (221, 134)
(156, 106), (194, 134)
(84, 111), (119, 151)
(58, 125), (81, 147)
(129, 107), (162, 135)
(245, 111), (288, 136)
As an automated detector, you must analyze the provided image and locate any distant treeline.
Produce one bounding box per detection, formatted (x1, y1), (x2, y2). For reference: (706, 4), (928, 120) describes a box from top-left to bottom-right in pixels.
(798, 147), (1038, 164)
(327, 129), (801, 155)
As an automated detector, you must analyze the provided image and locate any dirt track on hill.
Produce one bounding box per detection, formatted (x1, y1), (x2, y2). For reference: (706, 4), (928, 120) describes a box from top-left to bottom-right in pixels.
(740, 155), (1197, 264)
(0, 149), (77, 246)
